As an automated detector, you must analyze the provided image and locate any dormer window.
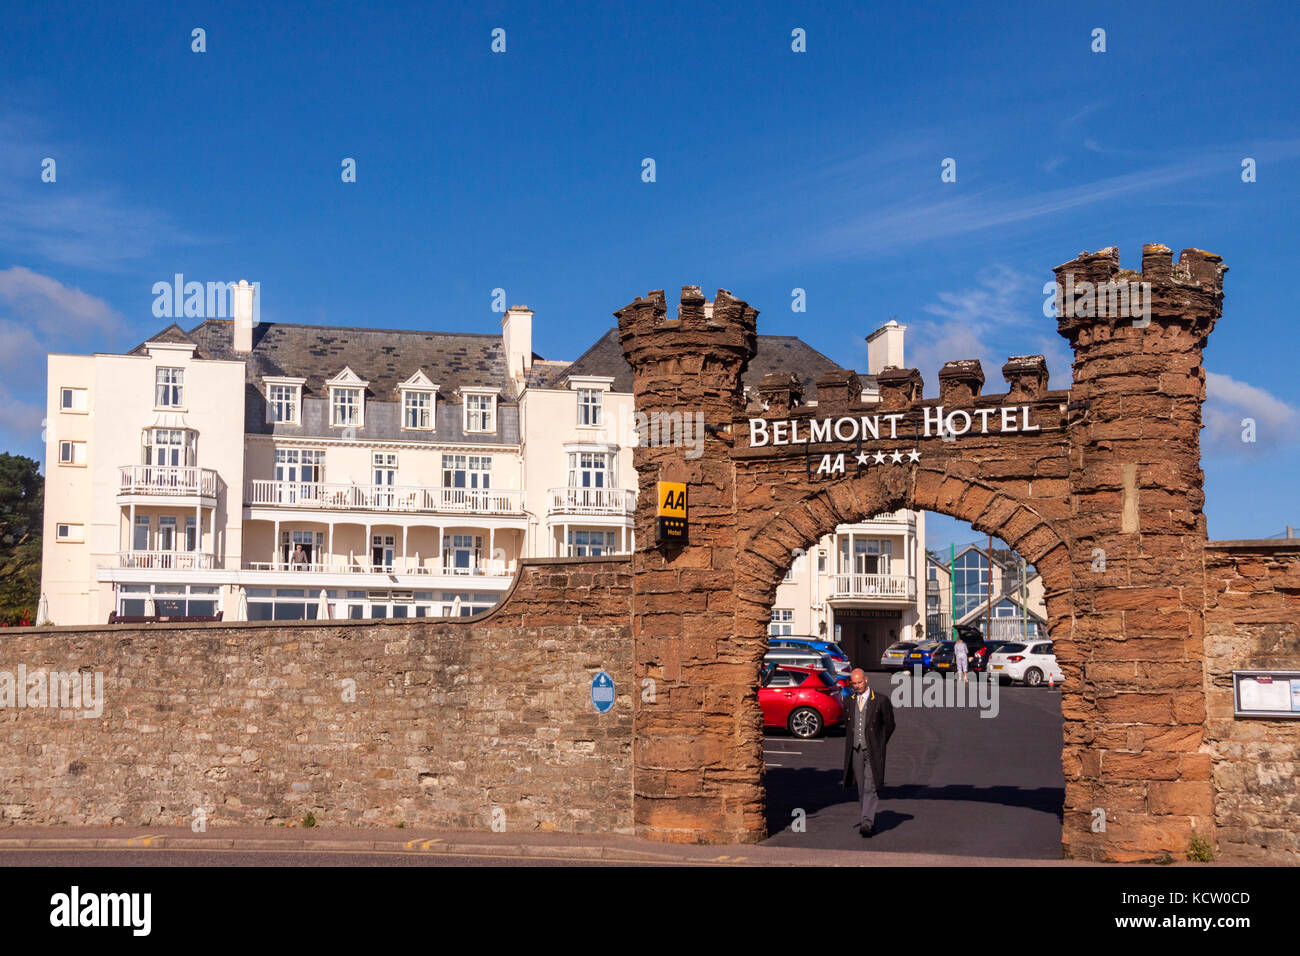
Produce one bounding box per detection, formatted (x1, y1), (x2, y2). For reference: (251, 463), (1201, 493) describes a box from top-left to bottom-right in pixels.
(326, 367), (369, 429)
(462, 388), (498, 433)
(333, 388), (361, 426)
(567, 375), (613, 428)
(398, 370), (438, 431)
(405, 391), (433, 429)
(577, 389), (602, 426)
(155, 368), (184, 408)
(264, 376), (305, 425)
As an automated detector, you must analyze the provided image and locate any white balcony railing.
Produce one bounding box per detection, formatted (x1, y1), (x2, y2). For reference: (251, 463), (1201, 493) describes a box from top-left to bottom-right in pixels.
(241, 559), (514, 577)
(117, 550), (216, 570)
(119, 465), (218, 497)
(842, 509), (915, 526)
(548, 486), (637, 515)
(245, 480), (523, 515)
(830, 573), (916, 600)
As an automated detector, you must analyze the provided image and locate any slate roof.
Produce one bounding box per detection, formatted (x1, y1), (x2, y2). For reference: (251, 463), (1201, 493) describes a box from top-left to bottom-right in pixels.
(532, 327), (851, 399)
(133, 319), (517, 399)
(133, 318), (857, 406)
(142, 322), (198, 345)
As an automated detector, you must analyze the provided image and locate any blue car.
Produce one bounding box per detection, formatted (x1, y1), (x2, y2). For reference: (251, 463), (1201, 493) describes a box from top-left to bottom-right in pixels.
(769, 637), (851, 669)
(903, 641), (943, 670)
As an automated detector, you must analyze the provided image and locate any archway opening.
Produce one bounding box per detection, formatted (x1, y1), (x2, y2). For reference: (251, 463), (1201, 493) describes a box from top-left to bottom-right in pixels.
(754, 505), (1065, 858)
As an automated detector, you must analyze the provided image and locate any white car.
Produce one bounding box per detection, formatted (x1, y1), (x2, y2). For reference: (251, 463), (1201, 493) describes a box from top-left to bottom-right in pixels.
(987, 640), (1065, 686)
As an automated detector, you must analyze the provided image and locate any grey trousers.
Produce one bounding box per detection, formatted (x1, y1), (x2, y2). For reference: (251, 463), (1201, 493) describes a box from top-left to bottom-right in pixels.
(852, 746), (878, 829)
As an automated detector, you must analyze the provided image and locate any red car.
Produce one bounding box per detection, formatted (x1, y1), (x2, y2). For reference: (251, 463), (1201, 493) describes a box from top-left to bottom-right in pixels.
(760, 665), (844, 739)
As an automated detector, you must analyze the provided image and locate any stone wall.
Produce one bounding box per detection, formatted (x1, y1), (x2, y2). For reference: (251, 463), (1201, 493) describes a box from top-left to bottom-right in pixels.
(1203, 540), (1300, 862)
(0, 556), (634, 833)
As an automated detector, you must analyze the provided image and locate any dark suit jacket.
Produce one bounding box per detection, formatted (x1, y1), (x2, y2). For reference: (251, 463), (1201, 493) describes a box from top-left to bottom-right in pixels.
(842, 688), (896, 791)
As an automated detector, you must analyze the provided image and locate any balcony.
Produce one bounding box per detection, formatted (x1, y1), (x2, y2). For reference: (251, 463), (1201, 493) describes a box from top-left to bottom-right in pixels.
(829, 573), (916, 602)
(119, 465), (218, 498)
(240, 559), (514, 578)
(548, 486), (636, 516)
(116, 550), (216, 570)
(841, 509), (915, 527)
(246, 480), (524, 516)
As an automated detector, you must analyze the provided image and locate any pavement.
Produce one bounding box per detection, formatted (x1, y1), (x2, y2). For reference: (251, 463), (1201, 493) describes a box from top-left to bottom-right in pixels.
(0, 824), (1095, 866)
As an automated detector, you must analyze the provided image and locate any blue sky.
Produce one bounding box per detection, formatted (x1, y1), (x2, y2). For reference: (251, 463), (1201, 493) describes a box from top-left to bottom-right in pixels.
(2, 0), (1296, 548)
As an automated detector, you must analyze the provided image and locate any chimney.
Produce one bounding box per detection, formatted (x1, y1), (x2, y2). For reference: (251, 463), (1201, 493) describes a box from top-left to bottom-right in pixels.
(502, 305), (534, 387)
(233, 279), (256, 353)
(866, 320), (905, 376)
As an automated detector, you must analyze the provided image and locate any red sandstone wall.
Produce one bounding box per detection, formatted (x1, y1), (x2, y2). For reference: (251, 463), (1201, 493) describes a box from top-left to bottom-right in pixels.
(0, 557), (634, 833)
(1203, 541), (1300, 862)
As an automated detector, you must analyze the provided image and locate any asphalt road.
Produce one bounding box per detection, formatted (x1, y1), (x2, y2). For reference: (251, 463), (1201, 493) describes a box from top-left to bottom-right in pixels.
(762, 670), (1064, 858)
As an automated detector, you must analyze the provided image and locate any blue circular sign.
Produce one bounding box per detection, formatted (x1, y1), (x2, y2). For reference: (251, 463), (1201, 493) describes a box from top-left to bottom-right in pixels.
(590, 671), (616, 713)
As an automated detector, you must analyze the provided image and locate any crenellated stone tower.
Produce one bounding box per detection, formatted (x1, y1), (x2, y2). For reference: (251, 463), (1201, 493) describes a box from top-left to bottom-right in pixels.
(1055, 244), (1226, 861)
(616, 286), (762, 843)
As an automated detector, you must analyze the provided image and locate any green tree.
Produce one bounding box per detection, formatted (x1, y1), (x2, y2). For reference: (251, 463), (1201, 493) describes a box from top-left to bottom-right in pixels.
(0, 453), (42, 625)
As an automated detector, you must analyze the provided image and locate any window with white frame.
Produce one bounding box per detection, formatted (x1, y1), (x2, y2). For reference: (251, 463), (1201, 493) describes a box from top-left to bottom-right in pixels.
(274, 448), (324, 483)
(133, 515), (150, 551)
(768, 609), (794, 636)
(56, 523), (84, 543)
(444, 534), (483, 573)
(577, 388), (603, 426)
(403, 390), (434, 429)
(155, 367), (184, 407)
(331, 386), (362, 427)
(442, 454), (491, 490)
(58, 440), (86, 465)
(268, 383), (301, 424)
(463, 392), (495, 432)
(566, 451), (611, 488)
(142, 428), (197, 467)
(567, 530), (616, 557)
(839, 537), (891, 575)
(59, 387), (88, 412)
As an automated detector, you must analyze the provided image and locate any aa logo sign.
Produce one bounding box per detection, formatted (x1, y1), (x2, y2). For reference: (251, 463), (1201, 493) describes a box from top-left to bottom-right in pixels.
(655, 481), (688, 544)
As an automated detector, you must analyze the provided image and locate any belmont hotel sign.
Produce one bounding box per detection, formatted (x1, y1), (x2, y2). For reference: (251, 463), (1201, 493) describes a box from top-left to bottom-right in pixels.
(748, 404), (1041, 477)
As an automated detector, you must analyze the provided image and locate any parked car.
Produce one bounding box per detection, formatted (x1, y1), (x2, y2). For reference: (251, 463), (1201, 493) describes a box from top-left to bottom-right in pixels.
(880, 640), (916, 670)
(759, 665), (845, 739)
(903, 641), (943, 670)
(769, 637), (852, 674)
(986, 640), (1065, 686)
(763, 649), (851, 698)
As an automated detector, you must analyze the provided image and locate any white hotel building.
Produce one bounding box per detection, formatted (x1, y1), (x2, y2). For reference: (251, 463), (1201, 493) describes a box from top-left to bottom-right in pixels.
(40, 288), (925, 662)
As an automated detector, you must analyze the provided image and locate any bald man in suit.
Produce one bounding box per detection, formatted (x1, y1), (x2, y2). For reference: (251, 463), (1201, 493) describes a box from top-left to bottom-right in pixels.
(842, 668), (896, 837)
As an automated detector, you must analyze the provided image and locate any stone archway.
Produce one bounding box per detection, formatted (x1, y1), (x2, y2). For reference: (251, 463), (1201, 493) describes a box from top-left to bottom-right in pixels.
(618, 244), (1226, 862)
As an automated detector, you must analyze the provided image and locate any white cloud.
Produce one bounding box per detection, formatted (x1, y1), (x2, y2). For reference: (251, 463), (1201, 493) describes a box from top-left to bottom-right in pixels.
(0, 266), (121, 336)
(1204, 371), (1298, 455)
(907, 266), (1073, 392)
(0, 268), (124, 386)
